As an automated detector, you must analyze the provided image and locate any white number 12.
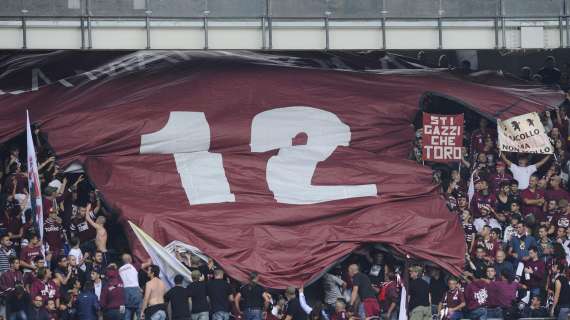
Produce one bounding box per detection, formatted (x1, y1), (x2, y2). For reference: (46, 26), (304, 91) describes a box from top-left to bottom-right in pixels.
(140, 107), (377, 205)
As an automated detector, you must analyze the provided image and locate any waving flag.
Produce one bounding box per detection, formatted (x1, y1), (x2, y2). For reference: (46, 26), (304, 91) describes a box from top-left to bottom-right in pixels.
(26, 110), (44, 242)
(0, 51), (563, 288)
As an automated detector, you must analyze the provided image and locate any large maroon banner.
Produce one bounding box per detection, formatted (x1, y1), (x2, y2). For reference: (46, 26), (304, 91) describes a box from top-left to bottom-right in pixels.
(0, 51), (563, 288)
(422, 113), (464, 162)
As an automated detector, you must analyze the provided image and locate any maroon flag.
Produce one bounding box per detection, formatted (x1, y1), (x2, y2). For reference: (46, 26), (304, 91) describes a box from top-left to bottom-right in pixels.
(0, 52), (563, 288)
(422, 113), (464, 162)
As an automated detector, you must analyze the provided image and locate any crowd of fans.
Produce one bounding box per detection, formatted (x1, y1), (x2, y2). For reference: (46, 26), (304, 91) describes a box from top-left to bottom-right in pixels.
(1, 55), (570, 320)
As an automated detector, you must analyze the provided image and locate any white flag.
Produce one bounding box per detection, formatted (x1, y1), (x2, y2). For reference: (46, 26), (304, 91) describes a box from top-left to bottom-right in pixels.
(129, 221), (194, 288)
(26, 110), (44, 242)
(497, 112), (553, 154)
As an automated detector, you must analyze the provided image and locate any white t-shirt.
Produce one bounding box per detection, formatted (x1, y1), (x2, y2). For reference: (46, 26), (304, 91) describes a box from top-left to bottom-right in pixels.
(119, 263), (140, 288)
(509, 164), (537, 190)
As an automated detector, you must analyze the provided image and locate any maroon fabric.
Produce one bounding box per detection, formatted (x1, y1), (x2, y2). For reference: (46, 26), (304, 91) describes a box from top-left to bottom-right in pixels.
(100, 269), (125, 310)
(0, 52), (564, 288)
(464, 280), (490, 310)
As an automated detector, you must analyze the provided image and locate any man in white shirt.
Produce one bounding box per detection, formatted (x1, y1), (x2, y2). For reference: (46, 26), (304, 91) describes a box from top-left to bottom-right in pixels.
(119, 253), (151, 320)
(500, 153), (551, 190)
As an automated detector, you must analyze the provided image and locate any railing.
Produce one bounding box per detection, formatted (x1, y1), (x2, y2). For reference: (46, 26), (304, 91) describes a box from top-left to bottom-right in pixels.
(0, 0), (569, 50)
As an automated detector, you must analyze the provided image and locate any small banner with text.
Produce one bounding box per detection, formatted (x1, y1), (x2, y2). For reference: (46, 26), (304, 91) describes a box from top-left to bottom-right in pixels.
(422, 113), (464, 162)
(498, 112), (553, 154)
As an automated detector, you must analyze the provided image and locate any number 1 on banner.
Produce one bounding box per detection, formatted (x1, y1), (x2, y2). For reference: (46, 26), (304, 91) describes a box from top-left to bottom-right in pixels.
(140, 112), (235, 205)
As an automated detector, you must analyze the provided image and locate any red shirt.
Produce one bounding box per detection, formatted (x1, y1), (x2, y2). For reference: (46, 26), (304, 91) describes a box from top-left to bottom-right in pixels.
(443, 288), (464, 309)
(470, 192), (496, 218)
(331, 311), (349, 320)
(489, 173), (513, 194)
(521, 188), (545, 219)
(464, 280), (490, 310)
(545, 188), (570, 203)
(20, 244), (43, 264)
(30, 278), (60, 304)
(522, 259), (546, 289)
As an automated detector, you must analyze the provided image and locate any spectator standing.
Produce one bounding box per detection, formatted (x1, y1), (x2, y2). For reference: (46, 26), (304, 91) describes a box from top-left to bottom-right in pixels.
(0, 257), (23, 296)
(379, 272), (399, 320)
(438, 277), (464, 320)
(521, 175), (546, 220)
(85, 200), (109, 261)
(493, 250), (514, 280)
(119, 253), (150, 320)
(30, 267), (60, 306)
(234, 272), (270, 320)
(91, 269), (103, 301)
(322, 269), (345, 314)
(428, 268), (446, 317)
(283, 287), (306, 320)
(100, 265), (126, 320)
(464, 277), (490, 320)
(550, 263), (570, 320)
(164, 274), (191, 320)
(69, 203), (97, 254)
(188, 270), (209, 320)
(19, 233), (43, 271)
(348, 263), (380, 319)
(141, 265), (168, 320)
(29, 295), (50, 320)
(483, 266), (502, 319)
(509, 222), (537, 263)
(500, 153), (551, 190)
(5, 285), (30, 320)
(75, 281), (99, 320)
(407, 266), (430, 320)
(522, 247), (545, 298)
(207, 269), (233, 320)
(489, 162), (512, 195)
(546, 176), (570, 203)
(0, 235), (16, 273)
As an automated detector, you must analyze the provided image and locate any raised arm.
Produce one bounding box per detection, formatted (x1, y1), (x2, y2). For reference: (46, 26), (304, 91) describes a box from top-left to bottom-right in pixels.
(298, 287), (313, 314)
(500, 153), (513, 167)
(84, 204), (100, 230)
(535, 154), (552, 169)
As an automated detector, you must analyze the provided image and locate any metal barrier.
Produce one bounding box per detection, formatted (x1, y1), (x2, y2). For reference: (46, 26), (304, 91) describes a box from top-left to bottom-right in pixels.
(0, 0), (568, 50)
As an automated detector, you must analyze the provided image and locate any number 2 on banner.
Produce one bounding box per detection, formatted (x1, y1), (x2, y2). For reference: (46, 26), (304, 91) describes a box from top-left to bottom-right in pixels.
(140, 108), (378, 205)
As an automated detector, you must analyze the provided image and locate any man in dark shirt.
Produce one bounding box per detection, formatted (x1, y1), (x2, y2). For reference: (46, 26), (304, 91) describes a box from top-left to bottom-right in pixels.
(284, 287), (307, 320)
(207, 269), (233, 320)
(348, 263), (380, 318)
(235, 272), (270, 320)
(408, 266), (430, 320)
(188, 270), (209, 320)
(428, 268), (446, 317)
(165, 274), (191, 320)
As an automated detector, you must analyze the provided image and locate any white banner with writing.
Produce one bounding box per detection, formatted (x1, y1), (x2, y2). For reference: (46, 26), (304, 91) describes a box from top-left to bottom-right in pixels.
(498, 112), (553, 154)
